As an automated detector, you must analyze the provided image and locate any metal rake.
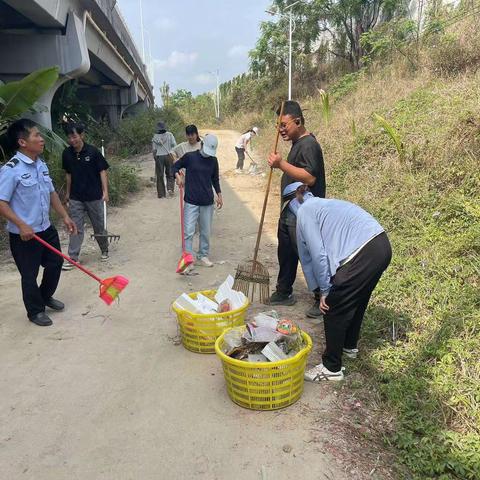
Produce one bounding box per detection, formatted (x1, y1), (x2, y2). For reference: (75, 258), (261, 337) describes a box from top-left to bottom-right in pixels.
(91, 201), (120, 244)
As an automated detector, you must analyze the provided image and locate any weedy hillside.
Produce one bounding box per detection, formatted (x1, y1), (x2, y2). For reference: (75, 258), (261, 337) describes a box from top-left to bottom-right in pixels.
(219, 15), (480, 480)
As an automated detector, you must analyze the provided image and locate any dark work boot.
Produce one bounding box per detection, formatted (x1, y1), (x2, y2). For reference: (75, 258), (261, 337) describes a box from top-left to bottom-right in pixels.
(306, 299), (322, 319)
(45, 297), (65, 311)
(29, 312), (53, 327)
(269, 291), (297, 306)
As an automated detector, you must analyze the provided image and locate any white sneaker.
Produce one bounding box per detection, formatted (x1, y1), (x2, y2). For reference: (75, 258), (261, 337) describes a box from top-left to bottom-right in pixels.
(234, 169), (243, 175)
(198, 257), (214, 267)
(304, 363), (344, 382)
(343, 348), (359, 359)
(62, 261), (75, 271)
(101, 252), (109, 261)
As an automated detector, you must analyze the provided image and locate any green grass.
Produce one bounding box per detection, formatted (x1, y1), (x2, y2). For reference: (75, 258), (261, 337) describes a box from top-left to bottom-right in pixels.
(325, 73), (480, 478)
(234, 65), (480, 480)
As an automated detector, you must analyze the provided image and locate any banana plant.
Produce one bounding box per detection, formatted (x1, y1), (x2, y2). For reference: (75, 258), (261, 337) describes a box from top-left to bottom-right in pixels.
(0, 66), (60, 159)
(317, 88), (331, 125)
(373, 113), (405, 160)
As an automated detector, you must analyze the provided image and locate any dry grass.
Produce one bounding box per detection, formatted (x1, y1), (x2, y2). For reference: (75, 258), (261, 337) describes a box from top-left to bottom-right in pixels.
(227, 29), (480, 476)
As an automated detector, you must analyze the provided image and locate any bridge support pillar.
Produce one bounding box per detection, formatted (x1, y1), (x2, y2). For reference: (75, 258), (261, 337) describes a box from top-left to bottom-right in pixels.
(0, 11), (89, 129)
(76, 82), (139, 128)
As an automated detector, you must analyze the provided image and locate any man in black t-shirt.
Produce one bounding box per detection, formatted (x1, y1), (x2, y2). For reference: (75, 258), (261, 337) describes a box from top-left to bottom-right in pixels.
(267, 101), (326, 317)
(61, 123), (110, 269)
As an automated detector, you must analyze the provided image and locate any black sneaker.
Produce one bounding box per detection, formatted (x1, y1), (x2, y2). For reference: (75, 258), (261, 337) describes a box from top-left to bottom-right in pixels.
(306, 300), (322, 318)
(45, 297), (65, 311)
(29, 312), (53, 326)
(269, 291), (297, 306)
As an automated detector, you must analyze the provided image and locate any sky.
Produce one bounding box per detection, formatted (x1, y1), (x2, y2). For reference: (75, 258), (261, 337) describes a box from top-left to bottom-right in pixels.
(116, 0), (271, 102)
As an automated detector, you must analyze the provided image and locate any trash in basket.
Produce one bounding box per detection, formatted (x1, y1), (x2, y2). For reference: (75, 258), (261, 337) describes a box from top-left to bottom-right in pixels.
(221, 311), (306, 361)
(215, 320), (312, 410)
(172, 280), (249, 354)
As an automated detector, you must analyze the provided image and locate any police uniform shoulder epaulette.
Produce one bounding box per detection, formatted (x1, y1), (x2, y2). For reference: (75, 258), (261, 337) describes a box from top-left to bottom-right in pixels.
(5, 158), (19, 168)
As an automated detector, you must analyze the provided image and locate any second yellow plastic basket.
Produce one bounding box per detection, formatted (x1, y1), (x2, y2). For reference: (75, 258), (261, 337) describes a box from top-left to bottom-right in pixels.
(215, 326), (313, 410)
(172, 290), (249, 354)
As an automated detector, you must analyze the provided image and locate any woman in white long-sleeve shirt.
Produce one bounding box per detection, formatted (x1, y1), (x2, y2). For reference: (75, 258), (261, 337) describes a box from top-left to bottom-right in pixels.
(288, 183), (392, 382)
(234, 126), (258, 173)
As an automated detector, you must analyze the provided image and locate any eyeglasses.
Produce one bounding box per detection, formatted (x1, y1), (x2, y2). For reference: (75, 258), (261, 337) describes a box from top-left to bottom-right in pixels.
(278, 118), (301, 130)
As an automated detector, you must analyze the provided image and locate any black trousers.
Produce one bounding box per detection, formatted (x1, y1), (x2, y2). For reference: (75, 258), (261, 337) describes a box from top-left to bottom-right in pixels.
(235, 147), (245, 169)
(155, 154), (174, 197)
(9, 225), (63, 318)
(322, 232), (392, 372)
(276, 210), (299, 296)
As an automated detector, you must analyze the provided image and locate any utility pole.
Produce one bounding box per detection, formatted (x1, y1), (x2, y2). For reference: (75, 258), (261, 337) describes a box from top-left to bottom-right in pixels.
(288, 9), (293, 100)
(209, 69), (220, 120)
(266, 0), (302, 101)
(145, 29), (154, 87)
(215, 69), (220, 119)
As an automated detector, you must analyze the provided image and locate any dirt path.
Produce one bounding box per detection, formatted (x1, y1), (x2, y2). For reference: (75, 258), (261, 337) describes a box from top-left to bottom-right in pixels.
(0, 130), (392, 479)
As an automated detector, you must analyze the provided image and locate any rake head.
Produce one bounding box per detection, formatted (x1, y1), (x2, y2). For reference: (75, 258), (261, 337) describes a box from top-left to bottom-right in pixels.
(234, 259), (270, 304)
(91, 233), (121, 244)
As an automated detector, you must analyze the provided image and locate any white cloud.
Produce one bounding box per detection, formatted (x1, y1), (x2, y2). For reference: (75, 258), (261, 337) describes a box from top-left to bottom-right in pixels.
(227, 45), (249, 58)
(154, 51), (198, 69)
(153, 17), (176, 31)
(193, 73), (213, 85)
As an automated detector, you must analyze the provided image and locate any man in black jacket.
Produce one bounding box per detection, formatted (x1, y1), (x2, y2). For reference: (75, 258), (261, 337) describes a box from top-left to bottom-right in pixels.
(267, 101), (326, 317)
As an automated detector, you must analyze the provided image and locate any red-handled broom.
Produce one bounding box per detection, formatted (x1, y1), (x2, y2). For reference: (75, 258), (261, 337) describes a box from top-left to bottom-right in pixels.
(176, 181), (195, 274)
(33, 234), (129, 305)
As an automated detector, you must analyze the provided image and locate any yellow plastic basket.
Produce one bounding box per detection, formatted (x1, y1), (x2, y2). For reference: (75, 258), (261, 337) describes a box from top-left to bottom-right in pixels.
(172, 290), (249, 354)
(215, 326), (313, 410)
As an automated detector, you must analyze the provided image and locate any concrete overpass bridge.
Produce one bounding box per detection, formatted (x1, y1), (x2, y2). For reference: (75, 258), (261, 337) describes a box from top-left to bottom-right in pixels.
(0, 0), (154, 128)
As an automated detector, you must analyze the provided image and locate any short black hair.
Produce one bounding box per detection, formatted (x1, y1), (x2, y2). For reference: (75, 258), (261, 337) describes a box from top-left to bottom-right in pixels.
(277, 100), (305, 125)
(64, 122), (85, 136)
(6, 118), (37, 149)
(185, 124), (199, 136)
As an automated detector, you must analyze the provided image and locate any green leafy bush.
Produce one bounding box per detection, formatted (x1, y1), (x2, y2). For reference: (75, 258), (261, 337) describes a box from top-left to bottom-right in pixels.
(426, 25), (480, 75)
(107, 160), (140, 206)
(111, 106), (184, 157)
(329, 71), (364, 100)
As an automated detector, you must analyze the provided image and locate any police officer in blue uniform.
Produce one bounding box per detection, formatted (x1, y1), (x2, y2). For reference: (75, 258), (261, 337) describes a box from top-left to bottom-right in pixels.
(0, 119), (77, 326)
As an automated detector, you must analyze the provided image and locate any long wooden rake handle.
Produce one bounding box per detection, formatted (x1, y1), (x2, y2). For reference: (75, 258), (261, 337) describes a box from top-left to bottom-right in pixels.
(252, 101), (285, 264)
